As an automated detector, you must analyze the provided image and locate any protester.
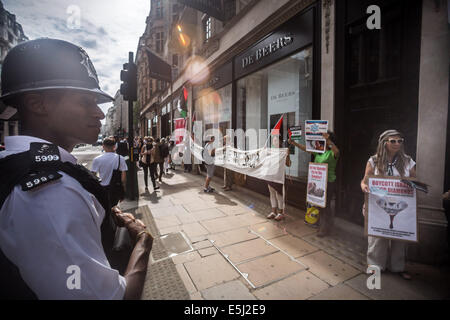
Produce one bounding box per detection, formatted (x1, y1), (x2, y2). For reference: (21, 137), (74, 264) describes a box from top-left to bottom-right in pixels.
(360, 129), (416, 280)
(140, 137), (159, 191)
(203, 135), (216, 193)
(289, 131), (339, 236)
(91, 137), (128, 206)
(0, 38), (152, 299)
(222, 135), (233, 191)
(266, 135), (291, 221)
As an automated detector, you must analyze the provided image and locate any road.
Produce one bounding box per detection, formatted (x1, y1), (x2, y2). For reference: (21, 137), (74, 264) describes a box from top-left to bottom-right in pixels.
(71, 144), (103, 171)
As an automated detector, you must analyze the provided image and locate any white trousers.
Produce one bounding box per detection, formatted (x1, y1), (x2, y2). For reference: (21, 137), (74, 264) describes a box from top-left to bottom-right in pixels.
(367, 236), (406, 272)
(268, 184), (284, 210)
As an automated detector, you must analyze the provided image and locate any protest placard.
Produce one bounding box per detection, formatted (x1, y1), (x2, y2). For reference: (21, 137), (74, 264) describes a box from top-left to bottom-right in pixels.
(305, 120), (328, 154)
(364, 176), (418, 242)
(306, 162), (328, 208)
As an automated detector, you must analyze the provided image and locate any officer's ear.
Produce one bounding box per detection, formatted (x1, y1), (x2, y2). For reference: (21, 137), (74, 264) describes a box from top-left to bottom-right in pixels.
(22, 93), (48, 116)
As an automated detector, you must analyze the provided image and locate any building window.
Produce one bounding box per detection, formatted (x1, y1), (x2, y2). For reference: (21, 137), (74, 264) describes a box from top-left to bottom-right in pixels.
(156, 32), (164, 53)
(236, 47), (313, 179)
(155, 0), (163, 18)
(203, 17), (212, 42)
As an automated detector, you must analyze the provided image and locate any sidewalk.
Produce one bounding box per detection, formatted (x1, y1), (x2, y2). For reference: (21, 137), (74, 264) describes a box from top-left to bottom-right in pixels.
(121, 166), (450, 300)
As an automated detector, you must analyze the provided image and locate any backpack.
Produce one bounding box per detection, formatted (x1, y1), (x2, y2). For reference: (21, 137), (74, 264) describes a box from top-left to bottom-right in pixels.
(108, 155), (125, 207)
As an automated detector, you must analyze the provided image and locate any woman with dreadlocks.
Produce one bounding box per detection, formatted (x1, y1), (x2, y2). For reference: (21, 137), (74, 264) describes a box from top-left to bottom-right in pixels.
(361, 129), (416, 280)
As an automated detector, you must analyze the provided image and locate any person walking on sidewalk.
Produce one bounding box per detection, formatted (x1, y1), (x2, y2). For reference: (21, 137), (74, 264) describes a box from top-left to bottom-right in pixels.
(203, 135), (216, 193)
(289, 131), (339, 236)
(154, 138), (164, 182)
(360, 129), (416, 280)
(91, 137), (128, 206)
(267, 135), (291, 221)
(0, 38), (152, 299)
(222, 135), (233, 191)
(140, 137), (159, 192)
(161, 138), (170, 174)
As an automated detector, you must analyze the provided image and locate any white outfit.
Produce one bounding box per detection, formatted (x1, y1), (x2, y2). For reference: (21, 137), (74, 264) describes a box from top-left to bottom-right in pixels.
(268, 184), (284, 210)
(91, 152), (128, 186)
(204, 142), (215, 177)
(366, 155), (416, 272)
(0, 136), (126, 299)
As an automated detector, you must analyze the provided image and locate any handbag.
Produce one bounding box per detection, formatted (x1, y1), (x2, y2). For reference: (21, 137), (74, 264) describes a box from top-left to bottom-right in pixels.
(109, 156), (125, 206)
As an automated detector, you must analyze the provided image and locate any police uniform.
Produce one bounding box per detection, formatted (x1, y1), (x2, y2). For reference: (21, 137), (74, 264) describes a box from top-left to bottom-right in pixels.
(0, 39), (128, 299)
(0, 136), (126, 299)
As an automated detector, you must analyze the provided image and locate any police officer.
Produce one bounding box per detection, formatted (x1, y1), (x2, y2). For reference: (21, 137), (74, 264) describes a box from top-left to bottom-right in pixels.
(0, 38), (152, 299)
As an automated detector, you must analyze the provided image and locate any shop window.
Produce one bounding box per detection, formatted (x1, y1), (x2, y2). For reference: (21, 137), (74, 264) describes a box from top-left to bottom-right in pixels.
(236, 46), (313, 178)
(194, 84), (232, 139)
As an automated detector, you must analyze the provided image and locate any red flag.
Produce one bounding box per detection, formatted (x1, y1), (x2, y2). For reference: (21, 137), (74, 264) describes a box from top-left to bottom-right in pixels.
(271, 115), (283, 135)
(288, 128), (292, 138)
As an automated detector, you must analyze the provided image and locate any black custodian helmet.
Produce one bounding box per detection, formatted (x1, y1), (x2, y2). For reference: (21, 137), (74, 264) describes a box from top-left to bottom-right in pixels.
(0, 38), (113, 106)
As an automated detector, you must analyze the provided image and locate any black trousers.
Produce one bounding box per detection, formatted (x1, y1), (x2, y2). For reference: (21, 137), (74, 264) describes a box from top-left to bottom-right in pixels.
(142, 163), (156, 188)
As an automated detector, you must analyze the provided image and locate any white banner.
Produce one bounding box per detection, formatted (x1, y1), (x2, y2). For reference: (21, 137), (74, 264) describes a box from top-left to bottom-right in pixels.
(186, 136), (287, 184)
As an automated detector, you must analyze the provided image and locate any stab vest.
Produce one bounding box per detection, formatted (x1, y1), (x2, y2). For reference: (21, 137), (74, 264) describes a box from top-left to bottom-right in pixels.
(0, 142), (115, 299)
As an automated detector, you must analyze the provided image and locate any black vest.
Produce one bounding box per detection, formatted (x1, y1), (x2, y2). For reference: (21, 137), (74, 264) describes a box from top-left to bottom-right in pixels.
(0, 143), (116, 299)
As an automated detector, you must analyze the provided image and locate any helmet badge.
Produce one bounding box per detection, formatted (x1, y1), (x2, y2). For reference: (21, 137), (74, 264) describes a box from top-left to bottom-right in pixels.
(79, 48), (99, 84)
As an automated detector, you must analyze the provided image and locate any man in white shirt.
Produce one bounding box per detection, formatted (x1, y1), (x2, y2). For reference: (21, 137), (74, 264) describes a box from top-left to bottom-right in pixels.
(92, 137), (128, 205)
(0, 38), (152, 299)
(203, 135), (216, 193)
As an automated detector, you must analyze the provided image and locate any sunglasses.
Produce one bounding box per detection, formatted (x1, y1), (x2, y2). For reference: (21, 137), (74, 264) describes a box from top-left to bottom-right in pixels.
(387, 139), (404, 144)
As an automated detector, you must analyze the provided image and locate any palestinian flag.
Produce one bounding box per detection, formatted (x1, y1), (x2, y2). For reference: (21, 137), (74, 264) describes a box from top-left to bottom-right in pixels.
(271, 115), (283, 135)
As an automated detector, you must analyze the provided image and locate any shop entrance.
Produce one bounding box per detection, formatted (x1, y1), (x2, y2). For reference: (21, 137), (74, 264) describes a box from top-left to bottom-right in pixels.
(334, 0), (422, 225)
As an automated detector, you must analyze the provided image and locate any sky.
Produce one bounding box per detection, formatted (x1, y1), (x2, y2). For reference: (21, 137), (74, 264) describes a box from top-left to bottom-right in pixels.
(2, 0), (150, 119)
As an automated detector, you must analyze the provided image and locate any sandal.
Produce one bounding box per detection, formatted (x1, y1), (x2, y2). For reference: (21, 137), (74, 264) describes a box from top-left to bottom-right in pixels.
(267, 212), (277, 219)
(399, 272), (412, 280)
(274, 213), (285, 221)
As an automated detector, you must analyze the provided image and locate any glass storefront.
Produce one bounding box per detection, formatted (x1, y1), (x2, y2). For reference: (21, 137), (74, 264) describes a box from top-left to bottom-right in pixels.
(194, 84), (232, 137)
(236, 46), (313, 178)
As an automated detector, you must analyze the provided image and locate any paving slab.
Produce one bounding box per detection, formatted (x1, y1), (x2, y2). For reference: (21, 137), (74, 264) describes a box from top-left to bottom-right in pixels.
(188, 235), (209, 243)
(198, 247), (219, 257)
(200, 215), (252, 234)
(181, 222), (210, 239)
(201, 280), (256, 300)
(217, 205), (254, 216)
(159, 225), (183, 236)
(193, 240), (214, 250)
(175, 264), (197, 294)
(249, 222), (287, 240)
(238, 212), (268, 226)
(284, 220), (318, 238)
(308, 283), (370, 300)
(269, 235), (319, 258)
(184, 254), (240, 291)
(221, 238), (278, 264)
(190, 208), (228, 221)
(238, 252), (306, 288)
(154, 215), (182, 229)
(175, 213), (198, 224)
(298, 251), (361, 286)
(151, 205), (189, 218)
(145, 197), (176, 209)
(253, 271), (329, 300)
(189, 291), (203, 300)
(183, 201), (221, 212)
(169, 195), (204, 205)
(172, 251), (202, 265)
(208, 228), (259, 248)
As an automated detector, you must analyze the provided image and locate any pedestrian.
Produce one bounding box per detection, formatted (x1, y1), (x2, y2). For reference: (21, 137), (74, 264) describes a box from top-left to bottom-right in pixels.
(168, 139), (175, 170)
(266, 135), (291, 221)
(91, 136), (128, 206)
(140, 137), (159, 191)
(222, 135), (233, 191)
(116, 138), (128, 157)
(203, 135), (216, 193)
(289, 131), (339, 236)
(154, 137), (164, 182)
(160, 138), (170, 174)
(360, 129), (416, 280)
(0, 38), (152, 299)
